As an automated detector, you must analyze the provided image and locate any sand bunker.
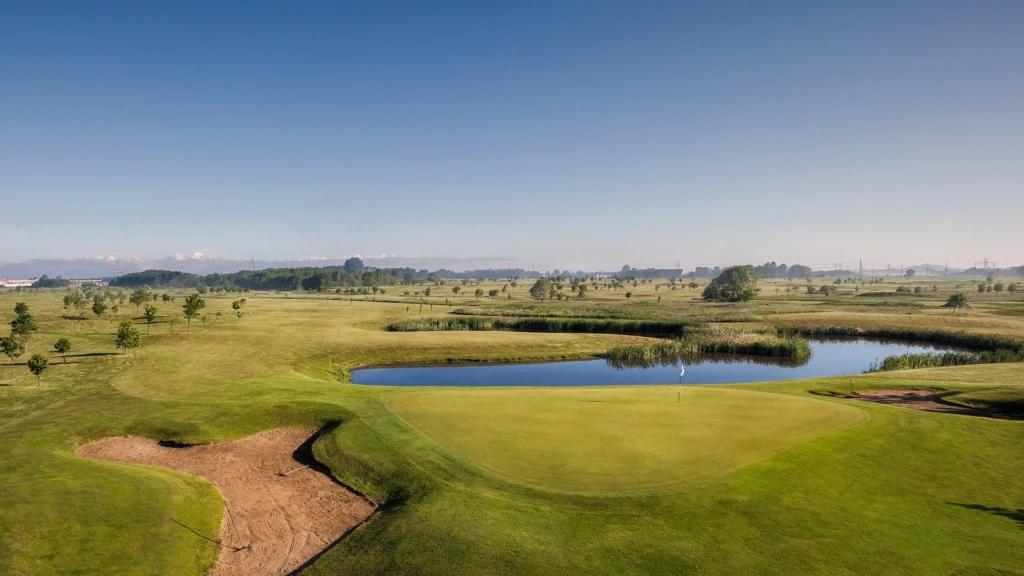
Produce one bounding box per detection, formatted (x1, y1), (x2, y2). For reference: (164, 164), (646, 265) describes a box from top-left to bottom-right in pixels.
(847, 390), (1018, 420)
(77, 428), (376, 576)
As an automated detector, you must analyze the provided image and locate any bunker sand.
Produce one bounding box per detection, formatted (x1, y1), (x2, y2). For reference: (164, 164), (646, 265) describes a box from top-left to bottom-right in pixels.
(77, 428), (376, 576)
(849, 390), (1020, 420)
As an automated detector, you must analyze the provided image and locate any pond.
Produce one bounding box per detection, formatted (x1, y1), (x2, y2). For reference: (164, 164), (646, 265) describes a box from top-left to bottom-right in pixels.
(352, 338), (955, 387)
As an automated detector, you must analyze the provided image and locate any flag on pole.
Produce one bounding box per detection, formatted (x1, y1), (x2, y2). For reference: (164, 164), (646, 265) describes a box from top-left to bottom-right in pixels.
(680, 364), (685, 378)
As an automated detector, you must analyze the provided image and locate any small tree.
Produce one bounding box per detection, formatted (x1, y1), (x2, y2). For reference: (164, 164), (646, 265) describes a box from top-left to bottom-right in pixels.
(978, 283), (986, 293)
(529, 278), (552, 300)
(945, 292), (969, 314)
(452, 286), (461, 296)
(53, 337), (72, 363)
(129, 287), (151, 313)
(231, 300), (242, 311)
(994, 282), (1005, 293)
(625, 292), (633, 300)
(115, 321), (141, 356)
(182, 293), (206, 332)
(27, 354), (48, 385)
(488, 289), (499, 299)
(92, 298), (107, 319)
(142, 304), (158, 334)
(10, 305), (38, 353)
(474, 288), (484, 300)
(1, 336), (24, 379)
(904, 269), (916, 278)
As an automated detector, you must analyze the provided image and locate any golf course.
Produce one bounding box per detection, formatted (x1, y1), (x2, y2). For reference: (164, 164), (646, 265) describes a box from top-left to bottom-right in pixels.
(0, 275), (1021, 575)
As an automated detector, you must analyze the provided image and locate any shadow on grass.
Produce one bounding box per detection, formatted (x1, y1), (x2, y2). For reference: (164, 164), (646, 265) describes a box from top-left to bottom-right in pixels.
(949, 502), (1024, 530)
(170, 518), (233, 549)
(72, 352), (120, 358)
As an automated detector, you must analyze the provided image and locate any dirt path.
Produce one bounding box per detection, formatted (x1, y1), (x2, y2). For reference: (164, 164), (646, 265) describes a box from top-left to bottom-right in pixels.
(846, 390), (1018, 420)
(77, 428), (376, 576)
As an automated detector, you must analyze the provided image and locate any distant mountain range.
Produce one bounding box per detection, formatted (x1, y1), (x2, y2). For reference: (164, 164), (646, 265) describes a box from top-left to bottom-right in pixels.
(0, 255), (521, 279)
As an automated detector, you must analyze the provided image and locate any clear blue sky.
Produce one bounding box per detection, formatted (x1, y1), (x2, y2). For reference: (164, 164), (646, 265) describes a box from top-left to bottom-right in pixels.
(2, 1), (1022, 270)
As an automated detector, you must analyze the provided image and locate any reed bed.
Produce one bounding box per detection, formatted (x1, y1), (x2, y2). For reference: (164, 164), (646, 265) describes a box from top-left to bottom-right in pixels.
(605, 328), (811, 367)
(777, 325), (1024, 353)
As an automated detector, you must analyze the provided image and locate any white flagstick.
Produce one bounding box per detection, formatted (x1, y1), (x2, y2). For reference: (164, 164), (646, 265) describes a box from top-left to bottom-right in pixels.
(678, 363), (685, 403)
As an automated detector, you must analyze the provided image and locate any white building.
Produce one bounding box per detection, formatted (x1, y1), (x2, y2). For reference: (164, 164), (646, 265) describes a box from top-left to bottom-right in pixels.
(0, 278), (37, 288)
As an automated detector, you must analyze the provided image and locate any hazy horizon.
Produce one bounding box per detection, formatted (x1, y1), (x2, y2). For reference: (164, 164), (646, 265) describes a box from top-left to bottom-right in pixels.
(3, 2), (1022, 269)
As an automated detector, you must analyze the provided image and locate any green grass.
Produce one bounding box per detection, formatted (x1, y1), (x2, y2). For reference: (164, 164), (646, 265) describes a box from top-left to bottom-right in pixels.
(386, 387), (867, 492)
(0, 286), (1023, 575)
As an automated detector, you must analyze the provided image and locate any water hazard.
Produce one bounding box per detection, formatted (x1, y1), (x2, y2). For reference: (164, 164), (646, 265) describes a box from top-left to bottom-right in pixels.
(353, 338), (956, 386)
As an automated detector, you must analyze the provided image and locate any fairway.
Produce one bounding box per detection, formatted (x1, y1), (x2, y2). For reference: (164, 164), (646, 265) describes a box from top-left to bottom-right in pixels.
(387, 387), (869, 492)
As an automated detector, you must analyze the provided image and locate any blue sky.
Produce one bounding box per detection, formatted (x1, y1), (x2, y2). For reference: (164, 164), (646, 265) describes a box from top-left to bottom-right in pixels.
(2, 1), (1022, 271)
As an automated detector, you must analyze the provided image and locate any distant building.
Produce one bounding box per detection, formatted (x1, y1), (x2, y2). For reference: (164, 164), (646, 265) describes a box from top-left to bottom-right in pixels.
(0, 278), (37, 287)
(69, 279), (108, 287)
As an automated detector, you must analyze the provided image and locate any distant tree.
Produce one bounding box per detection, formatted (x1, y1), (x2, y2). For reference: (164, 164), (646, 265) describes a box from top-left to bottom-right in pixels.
(986, 285), (993, 293)
(994, 282), (1005, 293)
(529, 278), (553, 300)
(10, 303), (38, 352)
(703, 265), (759, 302)
(913, 286), (923, 294)
(978, 283), (986, 293)
(343, 257), (364, 272)
(986, 275), (994, 283)
(231, 300), (242, 311)
(424, 287), (432, 297)
(1009, 283), (1018, 293)
(142, 304), (158, 334)
(904, 269), (916, 278)
(162, 293), (171, 303)
(182, 293), (206, 332)
(945, 292), (969, 314)
(1, 336), (24, 379)
(27, 354), (48, 385)
(115, 321), (141, 355)
(501, 284), (508, 293)
(474, 288), (484, 300)
(452, 286), (461, 296)
(92, 298), (107, 319)
(53, 337), (72, 364)
(129, 287), (151, 313)
(625, 292), (633, 300)
(688, 281), (698, 290)
(806, 285), (816, 295)
(488, 289), (499, 299)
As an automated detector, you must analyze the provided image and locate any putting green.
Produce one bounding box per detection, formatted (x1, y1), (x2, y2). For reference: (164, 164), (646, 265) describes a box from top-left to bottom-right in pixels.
(388, 386), (869, 492)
